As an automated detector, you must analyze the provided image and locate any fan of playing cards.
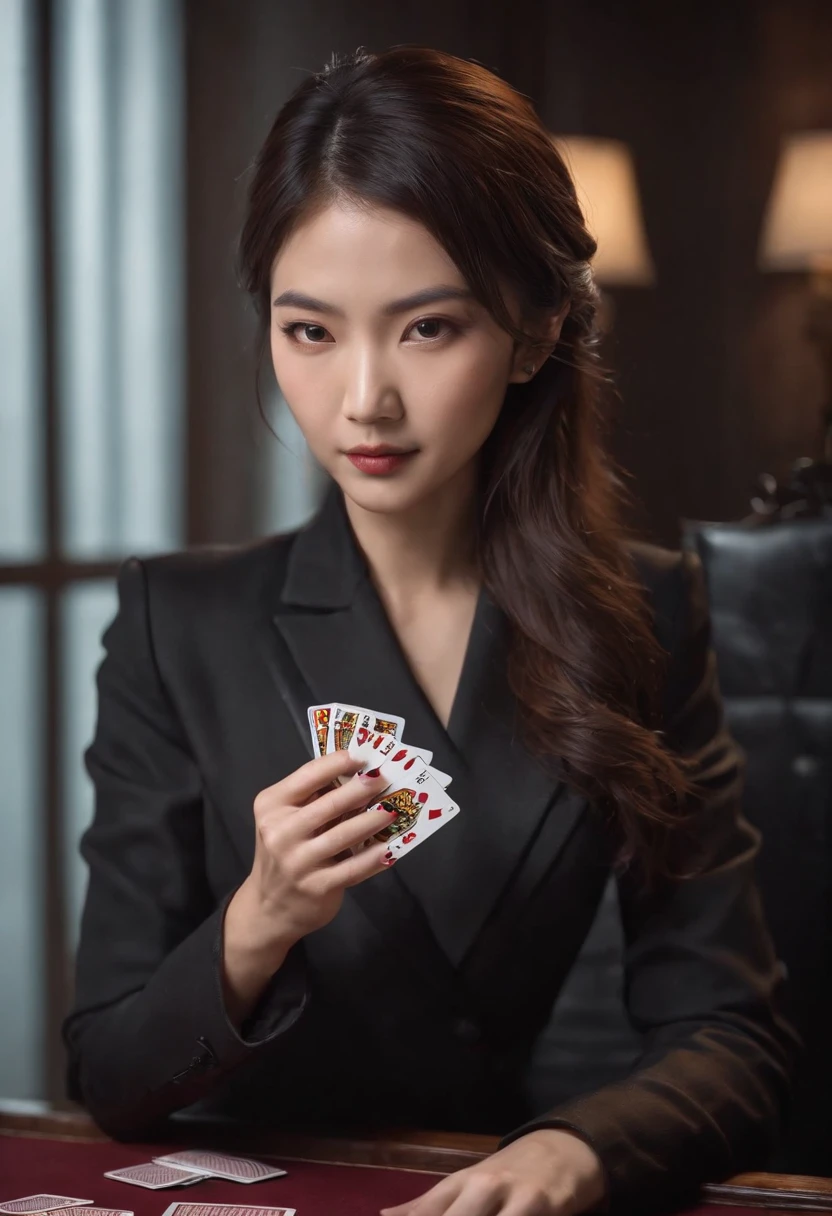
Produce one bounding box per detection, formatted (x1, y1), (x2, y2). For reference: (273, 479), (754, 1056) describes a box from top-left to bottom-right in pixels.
(307, 702), (461, 861)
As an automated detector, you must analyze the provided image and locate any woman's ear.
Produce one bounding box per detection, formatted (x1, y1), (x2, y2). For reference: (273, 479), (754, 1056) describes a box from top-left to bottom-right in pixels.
(508, 301), (571, 383)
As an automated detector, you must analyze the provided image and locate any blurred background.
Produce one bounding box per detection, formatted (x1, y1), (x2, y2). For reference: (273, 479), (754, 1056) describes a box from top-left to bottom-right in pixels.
(1, 0), (831, 1170)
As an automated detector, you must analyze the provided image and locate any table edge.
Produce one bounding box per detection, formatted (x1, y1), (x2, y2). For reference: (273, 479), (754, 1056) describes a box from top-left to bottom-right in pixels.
(1, 1103), (830, 1208)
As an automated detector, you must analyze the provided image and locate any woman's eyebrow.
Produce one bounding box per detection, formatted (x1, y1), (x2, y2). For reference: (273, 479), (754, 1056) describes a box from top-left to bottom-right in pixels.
(271, 285), (475, 316)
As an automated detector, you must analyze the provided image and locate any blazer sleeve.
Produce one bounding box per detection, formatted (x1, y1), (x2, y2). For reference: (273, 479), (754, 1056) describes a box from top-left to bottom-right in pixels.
(499, 549), (800, 1212)
(62, 556), (308, 1139)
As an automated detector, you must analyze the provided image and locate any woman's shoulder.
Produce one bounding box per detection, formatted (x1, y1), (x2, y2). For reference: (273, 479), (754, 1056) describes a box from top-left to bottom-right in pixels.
(120, 526), (303, 616)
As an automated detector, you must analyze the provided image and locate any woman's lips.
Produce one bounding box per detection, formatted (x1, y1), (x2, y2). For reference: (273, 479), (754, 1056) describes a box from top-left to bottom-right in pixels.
(345, 451), (417, 475)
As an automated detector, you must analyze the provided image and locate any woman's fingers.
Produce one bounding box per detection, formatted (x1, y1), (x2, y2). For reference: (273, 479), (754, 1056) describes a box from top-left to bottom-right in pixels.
(296, 770), (390, 834)
(325, 838), (396, 888)
(277, 748), (362, 805)
(305, 804), (397, 864)
(379, 1175), (465, 1216)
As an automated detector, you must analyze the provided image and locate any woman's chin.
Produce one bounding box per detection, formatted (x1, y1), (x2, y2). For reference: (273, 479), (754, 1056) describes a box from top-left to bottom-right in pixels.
(334, 463), (436, 517)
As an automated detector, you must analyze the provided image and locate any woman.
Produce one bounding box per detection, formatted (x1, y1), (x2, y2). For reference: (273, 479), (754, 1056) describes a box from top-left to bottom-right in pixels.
(63, 45), (797, 1216)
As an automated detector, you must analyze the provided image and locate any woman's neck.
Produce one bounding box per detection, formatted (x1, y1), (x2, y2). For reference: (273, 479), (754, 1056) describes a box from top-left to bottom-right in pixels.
(342, 467), (480, 607)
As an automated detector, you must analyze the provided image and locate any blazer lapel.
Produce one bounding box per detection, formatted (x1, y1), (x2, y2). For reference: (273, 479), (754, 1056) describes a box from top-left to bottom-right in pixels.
(268, 485), (586, 970)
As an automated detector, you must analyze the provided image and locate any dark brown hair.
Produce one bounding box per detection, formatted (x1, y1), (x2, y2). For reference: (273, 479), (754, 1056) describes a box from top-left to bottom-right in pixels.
(237, 45), (696, 876)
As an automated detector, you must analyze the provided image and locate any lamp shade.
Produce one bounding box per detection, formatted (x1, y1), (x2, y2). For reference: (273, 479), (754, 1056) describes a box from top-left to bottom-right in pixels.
(758, 131), (832, 272)
(551, 135), (655, 286)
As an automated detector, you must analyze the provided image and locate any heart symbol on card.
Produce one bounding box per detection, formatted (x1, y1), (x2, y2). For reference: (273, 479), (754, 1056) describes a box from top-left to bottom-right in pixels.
(417, 791), (428, 804)
(402, 832), (417, 844)
(393, 749), (407, 762)
(428, 808), (442, 819)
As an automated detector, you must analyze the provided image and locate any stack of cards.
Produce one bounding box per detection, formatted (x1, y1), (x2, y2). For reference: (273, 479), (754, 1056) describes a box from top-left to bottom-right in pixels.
(151, 1152), (286, 1185)
(104, 1164), (205, 1191)
(101, 1151), (286, 1191)
(0, 1202), (127, 1216)
(307, 701), (460, 860)
(161, 1206), (295, 1216)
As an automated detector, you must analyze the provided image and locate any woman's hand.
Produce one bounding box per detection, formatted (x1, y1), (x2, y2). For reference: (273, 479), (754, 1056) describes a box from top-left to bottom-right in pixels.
(222, 748), (393, 1024)
(380, 1129), (607, 1216)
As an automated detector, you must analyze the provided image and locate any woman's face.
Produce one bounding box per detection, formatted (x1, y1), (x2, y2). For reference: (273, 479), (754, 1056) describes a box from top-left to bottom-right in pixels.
(269, 198), (536, 517)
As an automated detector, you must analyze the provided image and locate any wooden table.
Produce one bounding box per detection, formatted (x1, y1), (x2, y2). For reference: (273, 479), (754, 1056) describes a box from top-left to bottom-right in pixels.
(1, 1101), (830, 1214)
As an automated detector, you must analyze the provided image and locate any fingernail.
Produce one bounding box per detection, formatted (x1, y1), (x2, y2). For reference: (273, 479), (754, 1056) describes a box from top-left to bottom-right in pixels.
(359, 768), (381, 781)
(387, 809), (397, 816)
(382, 856), (396, 866)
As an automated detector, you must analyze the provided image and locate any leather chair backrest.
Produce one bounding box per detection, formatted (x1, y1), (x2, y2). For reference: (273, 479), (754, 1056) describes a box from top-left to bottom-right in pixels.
(682, 517), (832, 1175)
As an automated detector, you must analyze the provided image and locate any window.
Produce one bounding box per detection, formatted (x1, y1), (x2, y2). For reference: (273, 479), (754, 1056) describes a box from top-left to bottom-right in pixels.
(0, 0), (184, 1099)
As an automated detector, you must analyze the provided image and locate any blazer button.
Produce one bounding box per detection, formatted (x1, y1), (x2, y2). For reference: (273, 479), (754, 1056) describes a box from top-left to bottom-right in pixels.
(453, 1017), (482, 1045)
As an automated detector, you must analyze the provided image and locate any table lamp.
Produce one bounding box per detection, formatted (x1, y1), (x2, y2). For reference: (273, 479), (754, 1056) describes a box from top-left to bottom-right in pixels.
(758, 131), (832, 462)
(550, 135), (655, 331)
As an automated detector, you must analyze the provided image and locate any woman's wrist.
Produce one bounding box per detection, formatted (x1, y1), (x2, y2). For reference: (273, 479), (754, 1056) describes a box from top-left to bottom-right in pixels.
(220, 881), (299, 1029)
(521, 1128), (608, 1212)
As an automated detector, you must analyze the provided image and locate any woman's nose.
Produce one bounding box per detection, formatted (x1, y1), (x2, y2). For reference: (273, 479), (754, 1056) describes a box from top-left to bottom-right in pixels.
(341, 358), (404, 424)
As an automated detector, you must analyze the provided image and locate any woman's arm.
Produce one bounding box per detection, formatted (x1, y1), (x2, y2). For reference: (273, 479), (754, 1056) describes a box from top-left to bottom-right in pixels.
(63, 557), (308, 1139)
(499, 549), (800, 1212)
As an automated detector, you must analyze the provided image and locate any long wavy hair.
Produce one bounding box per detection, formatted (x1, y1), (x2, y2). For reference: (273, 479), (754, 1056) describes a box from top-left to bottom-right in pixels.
(237, 45), (696, 877)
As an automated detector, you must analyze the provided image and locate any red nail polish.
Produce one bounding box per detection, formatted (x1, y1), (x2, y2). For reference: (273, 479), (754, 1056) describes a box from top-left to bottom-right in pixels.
(360, 767), (381, 780)
(382, 856), (396, 866)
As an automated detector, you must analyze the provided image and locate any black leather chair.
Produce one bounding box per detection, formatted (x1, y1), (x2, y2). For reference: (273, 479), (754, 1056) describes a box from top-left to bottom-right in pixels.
(681, 516), (832, 1175)
(531, 514), (832, 1176)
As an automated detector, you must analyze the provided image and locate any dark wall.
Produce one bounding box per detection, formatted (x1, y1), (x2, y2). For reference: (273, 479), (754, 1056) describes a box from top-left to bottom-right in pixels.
(544, 0), (832, 543)
(185, 0), (832, 547)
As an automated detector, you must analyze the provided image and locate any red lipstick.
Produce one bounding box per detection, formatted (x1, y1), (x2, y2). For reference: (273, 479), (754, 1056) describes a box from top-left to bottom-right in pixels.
(345, 445), (418, 476)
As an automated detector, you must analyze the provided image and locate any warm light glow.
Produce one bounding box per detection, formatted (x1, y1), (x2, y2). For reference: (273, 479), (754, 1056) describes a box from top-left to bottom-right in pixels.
(551, 135), (655, 286)
(759, 131), (832, 272)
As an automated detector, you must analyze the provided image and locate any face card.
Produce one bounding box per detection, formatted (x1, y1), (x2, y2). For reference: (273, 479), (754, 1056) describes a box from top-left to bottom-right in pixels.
(0, 1202), (93, 1215)
(325, 704), (405, 756)
(368, 771), (460, 859)
(103, 1163), (205, 1189)
(307, 705), (332, 758)
(161, 1207), (295, 1216)
(152, 1151), (286, 1183)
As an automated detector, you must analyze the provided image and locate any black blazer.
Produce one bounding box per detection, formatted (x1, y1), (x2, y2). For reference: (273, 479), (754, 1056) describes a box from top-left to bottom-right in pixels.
(64, 486), (797, 1211)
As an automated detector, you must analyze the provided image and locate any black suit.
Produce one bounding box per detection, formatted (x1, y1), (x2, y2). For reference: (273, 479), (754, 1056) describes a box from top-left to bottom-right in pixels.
(64, 486), (798, 1211)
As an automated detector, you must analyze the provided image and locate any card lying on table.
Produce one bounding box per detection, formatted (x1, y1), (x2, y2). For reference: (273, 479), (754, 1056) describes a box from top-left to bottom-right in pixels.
(161, 1206), (295, 1216)
(104, 1163), (205, 1189)
(0, 1200), (93, 1215)
(50, 1210), (132, 1216)
(153, 1151), (286, 1183)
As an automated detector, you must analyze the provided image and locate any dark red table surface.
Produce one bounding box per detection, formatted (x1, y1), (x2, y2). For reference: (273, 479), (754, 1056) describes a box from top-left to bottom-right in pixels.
(0, 1132), (800, 1216)
(0, 1134), (442, 1216)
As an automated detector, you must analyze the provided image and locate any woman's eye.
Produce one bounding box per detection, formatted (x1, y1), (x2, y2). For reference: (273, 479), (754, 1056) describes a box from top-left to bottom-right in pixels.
(279, 317), (456, 345)
(408, 317), (452, 341)
(280, 322), (332, 344)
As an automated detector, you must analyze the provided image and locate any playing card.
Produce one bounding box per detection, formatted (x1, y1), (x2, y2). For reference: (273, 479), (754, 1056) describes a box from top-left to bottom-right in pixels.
(307, 705), (332, 758)
(152, 1150), (286, 1183)
(0, 1201), (93, 1215)
(161, 1206), (295, 1216)
(398, 739), (433, 765)
(348, 728), (451, 792)
(48, 1210), (131, 1216)
(103, 1163), (205, 1189)
(325, 703), (405, 756)
(425, 763), (452, 788)
(368, 770), (460, 859)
